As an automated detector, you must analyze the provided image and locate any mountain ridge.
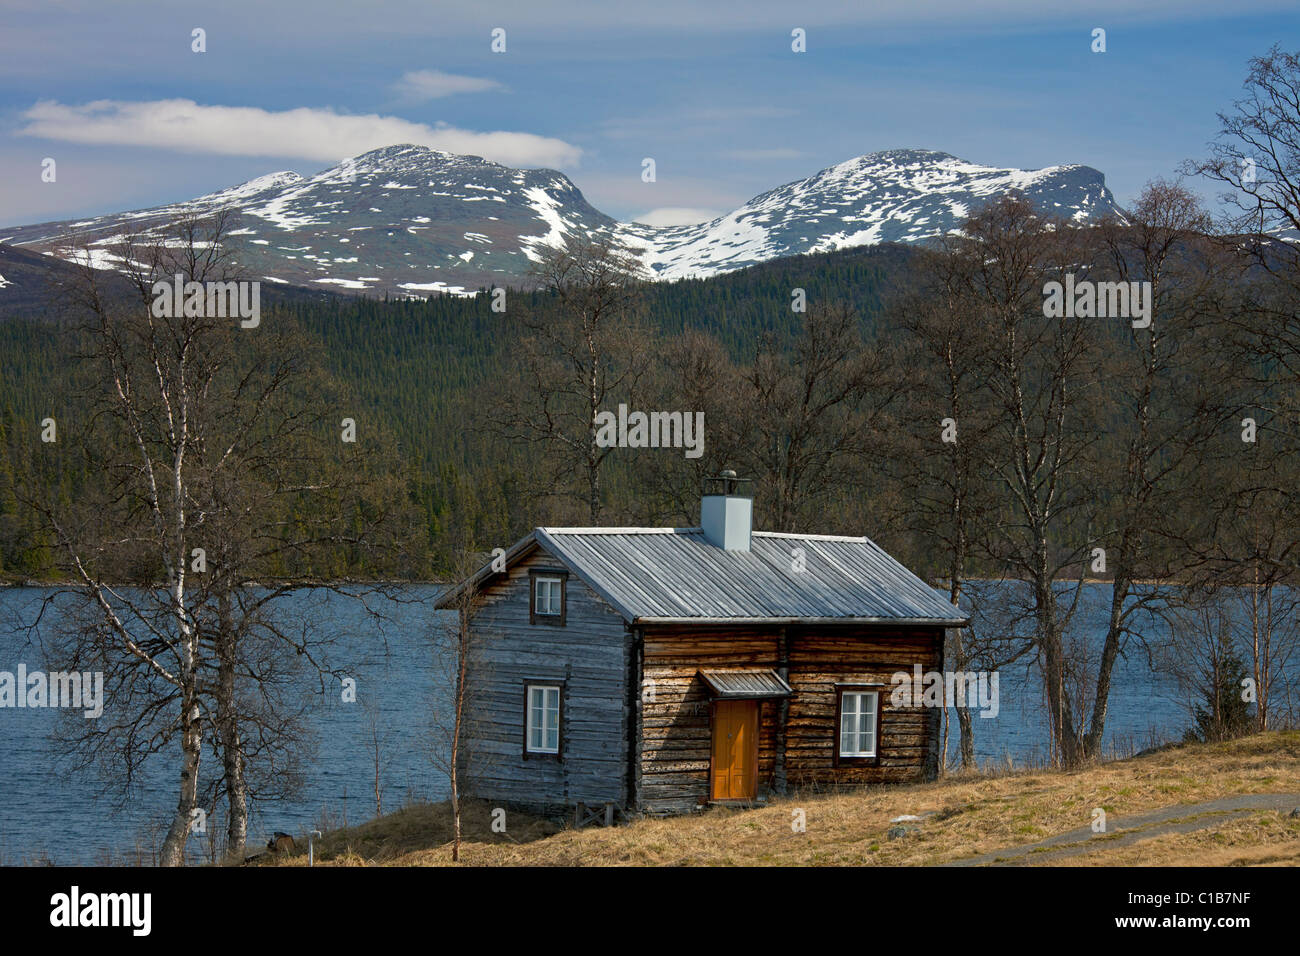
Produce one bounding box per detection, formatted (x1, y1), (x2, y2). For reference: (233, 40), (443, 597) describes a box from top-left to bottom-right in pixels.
(0, 144), (1125, 297)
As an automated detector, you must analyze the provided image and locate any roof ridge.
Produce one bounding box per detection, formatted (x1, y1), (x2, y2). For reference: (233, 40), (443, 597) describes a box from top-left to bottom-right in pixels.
(752, 530), (870, 542)
(538, 527), (871, 542)
(539, 526), (702, 534)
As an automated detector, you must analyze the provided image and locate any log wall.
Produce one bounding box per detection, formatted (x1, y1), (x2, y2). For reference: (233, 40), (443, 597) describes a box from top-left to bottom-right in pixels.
(638, 623), (944, 812)
(785, 629), (942, 787)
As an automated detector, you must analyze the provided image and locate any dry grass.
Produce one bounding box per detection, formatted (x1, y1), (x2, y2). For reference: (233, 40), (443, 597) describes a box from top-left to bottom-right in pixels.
(255, 799), (562, 866)
(1048, 810), (1300, 867)
(264, 730), (1300, 867)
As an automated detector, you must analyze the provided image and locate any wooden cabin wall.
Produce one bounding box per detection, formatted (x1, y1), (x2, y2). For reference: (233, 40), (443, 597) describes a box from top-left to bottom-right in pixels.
(639, 627), (781, 812)
(638, 624), (944, 811)
(785, 627), (943, 787)
(461, 546), (631, 812)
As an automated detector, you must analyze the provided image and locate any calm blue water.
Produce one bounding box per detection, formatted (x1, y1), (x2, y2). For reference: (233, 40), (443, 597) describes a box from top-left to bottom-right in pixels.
(0, 582), (1284, 863)
(0, 585), (453, 864)
(938, 581), (1187, 769)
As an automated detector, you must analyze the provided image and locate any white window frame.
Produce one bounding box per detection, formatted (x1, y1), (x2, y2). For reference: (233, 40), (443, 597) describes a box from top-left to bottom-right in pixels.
(534, 576), (563, 617)
(839, 690), (879, 758)
(526, 683), (561, 755)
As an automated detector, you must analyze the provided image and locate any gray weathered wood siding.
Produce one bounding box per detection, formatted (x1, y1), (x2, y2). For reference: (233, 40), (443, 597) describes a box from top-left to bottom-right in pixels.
(638, 623), (944, 812)
(461, 545), (631, 812)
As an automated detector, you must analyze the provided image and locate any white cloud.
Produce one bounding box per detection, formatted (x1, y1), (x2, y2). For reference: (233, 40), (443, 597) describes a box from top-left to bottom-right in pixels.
(19, 99), (581, 169)
(576, 171), (749, 223)
(634, 207), (723, 226)
(392, 69), (504, 100)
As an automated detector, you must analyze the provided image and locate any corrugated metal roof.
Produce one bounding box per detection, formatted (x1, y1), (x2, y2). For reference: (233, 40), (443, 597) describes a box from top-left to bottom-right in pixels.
(529, 527), (967, 625)
(699, 669), (793, 699)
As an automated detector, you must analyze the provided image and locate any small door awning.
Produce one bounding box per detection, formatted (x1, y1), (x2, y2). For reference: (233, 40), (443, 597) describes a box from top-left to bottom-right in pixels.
(699, 668), (793, 700)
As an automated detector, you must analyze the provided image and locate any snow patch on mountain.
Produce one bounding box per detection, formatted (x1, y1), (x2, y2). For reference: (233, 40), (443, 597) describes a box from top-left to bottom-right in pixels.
(521, 185), (583, 261)
(618, 149), (1124, 280)
(0, 145), (1125, 296)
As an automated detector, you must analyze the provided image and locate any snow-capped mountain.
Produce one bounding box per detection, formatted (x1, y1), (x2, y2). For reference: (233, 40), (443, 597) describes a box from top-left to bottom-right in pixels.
(0, 146), (615, 296)
(622, 149), (1122, 280)
(0, 145), (1124, 297)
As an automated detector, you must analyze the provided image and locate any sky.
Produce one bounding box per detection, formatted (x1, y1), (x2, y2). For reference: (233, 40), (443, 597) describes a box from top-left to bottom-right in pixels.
(0, 0), (1296, 229)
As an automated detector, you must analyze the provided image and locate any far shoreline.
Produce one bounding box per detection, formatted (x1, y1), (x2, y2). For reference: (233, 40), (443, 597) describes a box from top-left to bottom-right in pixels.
(0, 577), (451, 590)
(1, 575), (1258, 592)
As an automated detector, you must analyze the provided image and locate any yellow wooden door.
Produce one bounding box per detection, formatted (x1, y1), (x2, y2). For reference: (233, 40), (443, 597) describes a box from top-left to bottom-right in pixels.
(711, 700), (758, 800)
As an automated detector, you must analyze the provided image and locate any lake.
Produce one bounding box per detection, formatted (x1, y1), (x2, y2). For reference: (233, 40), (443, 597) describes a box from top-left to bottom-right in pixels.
(0, 582), (1259, 863)
(0, 585), (452, 865)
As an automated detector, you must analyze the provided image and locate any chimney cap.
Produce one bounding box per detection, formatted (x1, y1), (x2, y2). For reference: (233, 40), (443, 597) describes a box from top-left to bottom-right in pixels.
(703, 470), (752, 497)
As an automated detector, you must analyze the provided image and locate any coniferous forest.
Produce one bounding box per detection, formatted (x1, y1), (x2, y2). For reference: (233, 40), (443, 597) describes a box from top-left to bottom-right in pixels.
(0, 243), (913, 579)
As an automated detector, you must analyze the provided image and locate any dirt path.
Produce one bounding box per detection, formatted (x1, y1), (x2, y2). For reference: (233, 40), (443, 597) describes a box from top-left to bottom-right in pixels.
(943, 792), (1300, 866)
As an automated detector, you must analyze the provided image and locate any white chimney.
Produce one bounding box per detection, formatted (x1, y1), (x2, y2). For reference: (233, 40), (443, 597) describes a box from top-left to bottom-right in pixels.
(700, 470), (752, 551)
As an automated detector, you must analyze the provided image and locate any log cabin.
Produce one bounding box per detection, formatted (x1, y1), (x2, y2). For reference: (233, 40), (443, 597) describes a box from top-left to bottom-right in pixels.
(434, 474), (968, 816)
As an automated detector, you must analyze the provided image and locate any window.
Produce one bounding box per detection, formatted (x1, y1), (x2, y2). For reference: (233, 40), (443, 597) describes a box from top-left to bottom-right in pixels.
(838, 690), (878, 758)
(535, 577), (563, 615)
(526, 684), (561, 755)
(529, 570), (567, 625)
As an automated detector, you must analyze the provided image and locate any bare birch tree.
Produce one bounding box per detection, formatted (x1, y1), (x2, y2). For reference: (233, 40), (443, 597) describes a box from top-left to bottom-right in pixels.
(892, 249), (1002, 768)
(1080, 181), (1239, 758)
(946, 196), (1104, 767)
(1186, 46), (1300, 733)
(29, 211), (413, 863)
(490, 236), (652, 524)
(638, 328), (747, 523)
(431, 549), (490, 862)
(744, 301), (902, 533)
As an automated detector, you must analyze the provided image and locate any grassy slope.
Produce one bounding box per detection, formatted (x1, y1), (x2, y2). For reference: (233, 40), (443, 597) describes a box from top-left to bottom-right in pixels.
(266, 731), (1300, 867)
